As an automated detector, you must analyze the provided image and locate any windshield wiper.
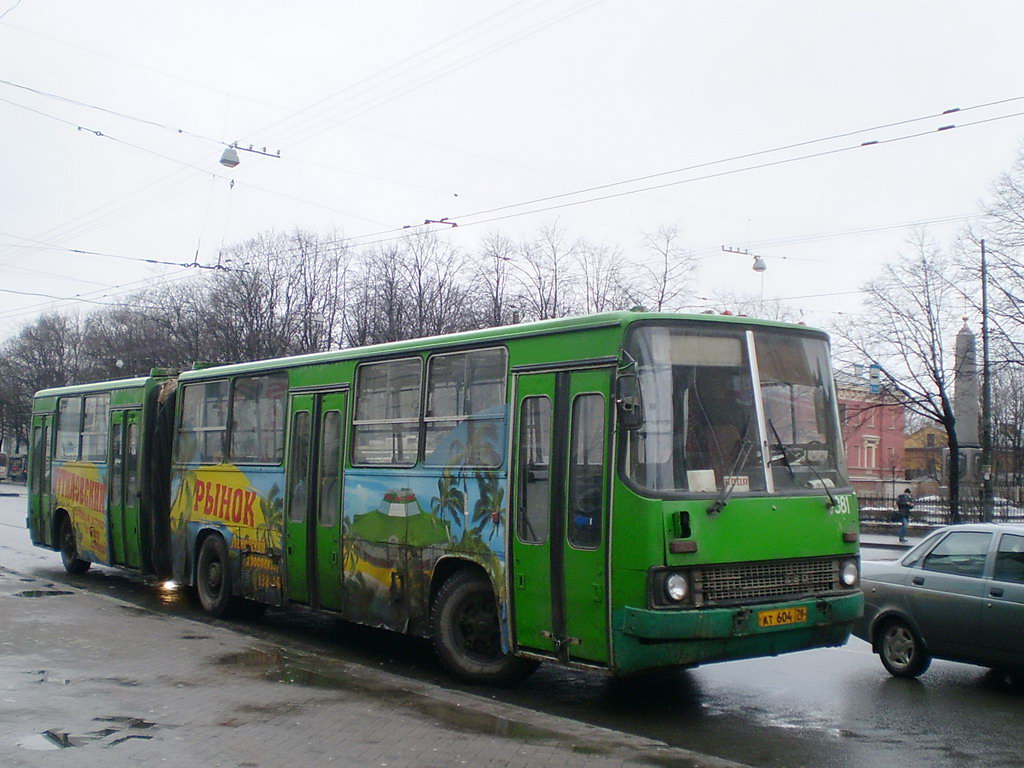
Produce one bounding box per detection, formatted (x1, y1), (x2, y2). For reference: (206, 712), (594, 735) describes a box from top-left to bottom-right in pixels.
(768, 420), (838, 508)
(768, 419), (796, 481)
(707, 417), (753, 516)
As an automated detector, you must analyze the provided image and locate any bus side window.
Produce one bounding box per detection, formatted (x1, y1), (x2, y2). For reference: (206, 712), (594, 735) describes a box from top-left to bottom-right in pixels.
(175, 381), (228, 464)
(318, 411), (342, 526)
(57, 397), (83, 460)
(31, 426), (44, 494)
(352, 358), (422, 466)
(567, 394), (604, 550)
(230, 373), (287, 464)
(517, 396), (551, 545)
(126, 422), (139, 502)
(81, 394), (110, 462)
(289, 411), (311, 522)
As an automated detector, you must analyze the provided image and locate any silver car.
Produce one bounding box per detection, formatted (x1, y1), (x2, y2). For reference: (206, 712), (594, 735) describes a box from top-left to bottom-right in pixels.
(854, 523), (1024, 678)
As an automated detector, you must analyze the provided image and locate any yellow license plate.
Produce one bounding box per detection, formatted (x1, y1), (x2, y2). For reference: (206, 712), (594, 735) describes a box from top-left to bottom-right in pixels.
(757, 606), (808, 628)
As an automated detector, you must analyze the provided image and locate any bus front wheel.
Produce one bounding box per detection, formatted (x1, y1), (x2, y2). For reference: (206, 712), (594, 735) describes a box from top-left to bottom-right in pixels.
(196, 535), (234, 617)
(58, 515), (90, 575)
(431, 569), (538, 686)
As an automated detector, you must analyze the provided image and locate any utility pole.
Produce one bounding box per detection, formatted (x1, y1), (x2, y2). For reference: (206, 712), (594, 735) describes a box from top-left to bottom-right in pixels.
(981, 239), (994, 522)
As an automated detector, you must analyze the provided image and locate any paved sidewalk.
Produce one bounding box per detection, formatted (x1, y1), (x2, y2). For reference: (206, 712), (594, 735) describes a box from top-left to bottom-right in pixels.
(0, 565), (744, 768)
(859, 532), (923, 551)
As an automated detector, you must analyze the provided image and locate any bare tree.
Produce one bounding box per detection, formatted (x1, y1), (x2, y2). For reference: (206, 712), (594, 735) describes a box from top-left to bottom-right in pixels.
(576, 240), (629, 314)
(474, 231), (519, 327)
(80, 303), (173, 380)
(991, 363), (1024, 487)
(288, 229), (352, 353)
(0, 313), (84, 449)
(961, 148), (1024, 365)
(514, 222), (580, 320)
(833, 233), (966, 520)
(204, 232), (297, 362)
(629, 225), (698, 311)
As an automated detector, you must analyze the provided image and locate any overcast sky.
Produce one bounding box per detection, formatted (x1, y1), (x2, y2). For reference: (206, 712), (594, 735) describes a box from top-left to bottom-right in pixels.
(2, 1), (1023, 340)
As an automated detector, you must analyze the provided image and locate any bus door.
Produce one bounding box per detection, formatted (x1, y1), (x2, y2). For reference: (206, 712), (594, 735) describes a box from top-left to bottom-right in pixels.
(511, 367), (612, 665)
(108, 409), (143, 568)
(29, 414), (52, 543)
(285, 391), (347, 611)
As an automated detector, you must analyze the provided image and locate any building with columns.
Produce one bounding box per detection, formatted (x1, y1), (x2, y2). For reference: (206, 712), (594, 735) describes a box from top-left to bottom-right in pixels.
(836, 367), (906, 497)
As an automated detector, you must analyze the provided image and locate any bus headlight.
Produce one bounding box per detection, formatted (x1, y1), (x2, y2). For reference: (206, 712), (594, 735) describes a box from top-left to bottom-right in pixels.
(664, 572), (689, 602)
(840, 559), (859, 587)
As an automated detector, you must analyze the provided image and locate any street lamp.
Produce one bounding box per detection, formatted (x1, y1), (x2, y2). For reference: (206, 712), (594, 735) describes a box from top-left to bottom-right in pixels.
(218, 143), (281, 168)
(219, 146), (240, 168)
(981, 239), (993, 521)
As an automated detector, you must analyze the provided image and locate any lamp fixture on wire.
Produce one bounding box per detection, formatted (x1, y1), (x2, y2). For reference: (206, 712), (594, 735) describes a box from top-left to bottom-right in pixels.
(219, 142), (281, 168)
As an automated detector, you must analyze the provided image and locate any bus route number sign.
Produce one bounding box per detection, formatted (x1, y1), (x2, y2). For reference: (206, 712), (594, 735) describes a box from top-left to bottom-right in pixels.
(757, 606), (808, 629)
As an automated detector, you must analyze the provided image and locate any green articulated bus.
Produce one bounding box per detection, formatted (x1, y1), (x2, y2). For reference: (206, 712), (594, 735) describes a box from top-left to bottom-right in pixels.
(27, 311), (863, 684)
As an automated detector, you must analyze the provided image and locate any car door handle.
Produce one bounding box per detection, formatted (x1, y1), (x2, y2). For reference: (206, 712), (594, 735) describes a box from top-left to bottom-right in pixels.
(990, 587), (1004, 597)
(912, 576), (925, 585)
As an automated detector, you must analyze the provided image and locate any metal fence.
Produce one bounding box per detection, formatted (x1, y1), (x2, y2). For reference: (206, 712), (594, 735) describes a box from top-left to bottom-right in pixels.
(858, 494), (1024, 525)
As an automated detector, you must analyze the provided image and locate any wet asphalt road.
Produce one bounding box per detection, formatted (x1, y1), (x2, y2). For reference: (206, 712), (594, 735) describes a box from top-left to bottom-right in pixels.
(2, 486), (1022, 768)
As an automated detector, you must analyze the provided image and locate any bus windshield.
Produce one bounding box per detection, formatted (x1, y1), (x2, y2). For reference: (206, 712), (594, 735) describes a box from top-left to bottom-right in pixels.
(622, 323), (848, 496)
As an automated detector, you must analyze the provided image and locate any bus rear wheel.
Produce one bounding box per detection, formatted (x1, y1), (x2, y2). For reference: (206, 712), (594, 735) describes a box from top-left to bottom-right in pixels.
(196, 534), (234, 617)
(431, 569), (538, 686)
(58, 515), (90, 575)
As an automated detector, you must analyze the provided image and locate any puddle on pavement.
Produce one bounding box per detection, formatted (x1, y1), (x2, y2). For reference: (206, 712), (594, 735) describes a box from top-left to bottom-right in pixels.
(14, 590), (74, 598)
(213, 647), (577, 745)
(25, 670), (70, 685)
(94, 716), (156, 729)
(18, 717), (158, 751)
(17, 733), (64, 751)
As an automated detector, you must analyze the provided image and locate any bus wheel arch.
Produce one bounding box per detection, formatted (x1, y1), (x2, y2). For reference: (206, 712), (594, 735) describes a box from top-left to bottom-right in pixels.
(55, 509), (90, 575)
(195, 531), (235, 617)
(429, 563), (538, 686)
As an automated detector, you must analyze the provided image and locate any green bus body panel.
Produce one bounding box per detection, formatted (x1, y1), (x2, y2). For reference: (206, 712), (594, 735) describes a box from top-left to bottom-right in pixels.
(510, 373), (556, 655)
(109, 409), (126, 565)
(511, 367), (613, 665)
(174, 311), (824, 383)
(285, 394), (314, 605)
(613, 593), (863, 673)
(28, 375), (170, 575)
(316, 392), (347, 612)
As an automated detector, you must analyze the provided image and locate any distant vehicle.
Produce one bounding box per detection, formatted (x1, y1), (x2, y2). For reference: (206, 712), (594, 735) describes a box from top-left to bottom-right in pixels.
(854, 523), (1024, 679)
(5, 454), (27, 483)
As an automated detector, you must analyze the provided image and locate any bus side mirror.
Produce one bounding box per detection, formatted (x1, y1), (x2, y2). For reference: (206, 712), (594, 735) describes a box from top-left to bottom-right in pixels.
(616, 374), (643, 430)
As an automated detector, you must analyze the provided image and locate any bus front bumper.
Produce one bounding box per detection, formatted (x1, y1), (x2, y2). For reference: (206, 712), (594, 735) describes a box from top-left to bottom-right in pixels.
(613, 592), (864, 674)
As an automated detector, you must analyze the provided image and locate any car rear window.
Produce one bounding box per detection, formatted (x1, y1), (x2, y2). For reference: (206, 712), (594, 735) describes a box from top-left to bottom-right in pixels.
(994, 533), (1024, 584)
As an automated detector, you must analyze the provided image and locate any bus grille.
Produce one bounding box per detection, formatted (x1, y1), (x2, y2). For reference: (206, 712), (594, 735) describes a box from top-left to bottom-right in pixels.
(693, 557), (838, 605)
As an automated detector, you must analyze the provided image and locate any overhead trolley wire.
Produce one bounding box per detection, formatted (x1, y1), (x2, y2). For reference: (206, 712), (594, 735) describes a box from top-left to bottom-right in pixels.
(444, 96), (1024, 225)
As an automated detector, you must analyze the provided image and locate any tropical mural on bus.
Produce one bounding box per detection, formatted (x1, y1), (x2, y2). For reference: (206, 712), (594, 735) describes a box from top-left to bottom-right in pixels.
(168, 464), (286, 603)
(53, 462), (109, 563)
(342, 418), (509, 636)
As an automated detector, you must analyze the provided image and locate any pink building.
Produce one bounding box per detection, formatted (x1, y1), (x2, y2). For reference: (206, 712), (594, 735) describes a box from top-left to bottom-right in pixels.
(836, 370), (906, 496)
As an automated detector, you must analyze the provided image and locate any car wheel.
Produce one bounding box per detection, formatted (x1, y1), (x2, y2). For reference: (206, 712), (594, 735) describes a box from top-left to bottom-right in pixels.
(878, 617), (931, 678)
